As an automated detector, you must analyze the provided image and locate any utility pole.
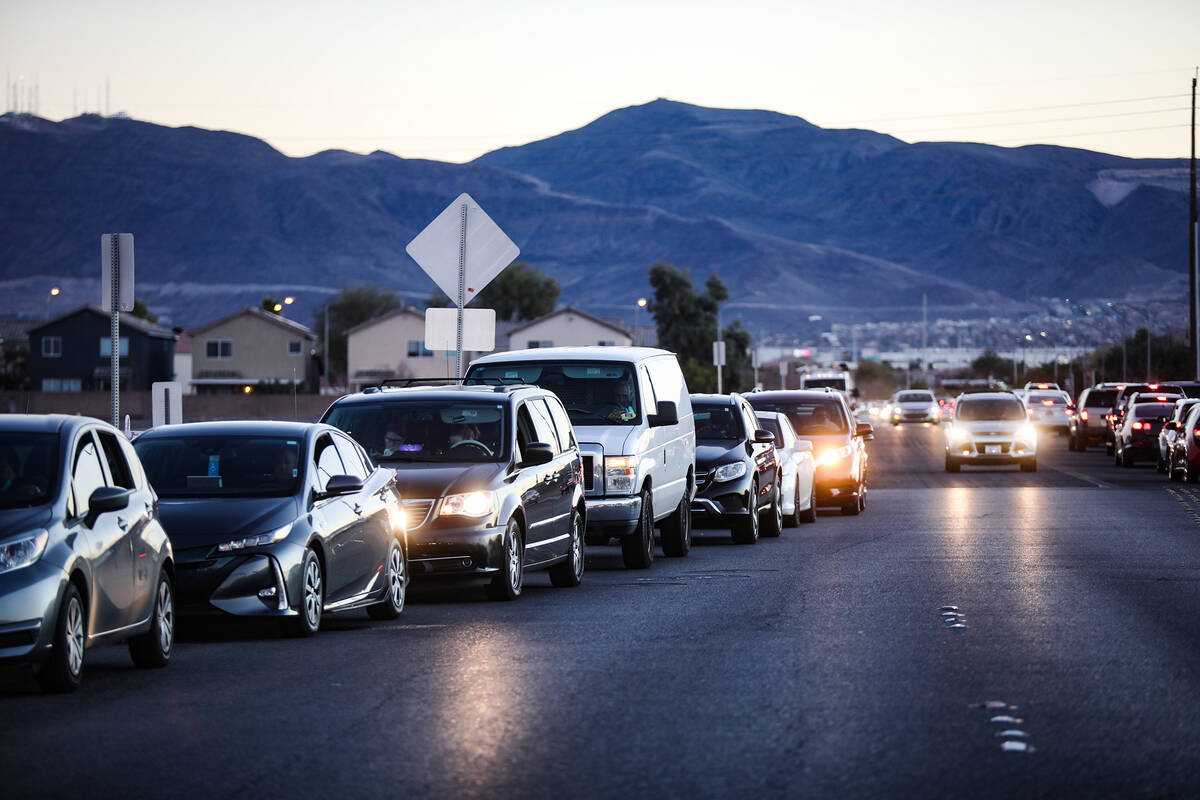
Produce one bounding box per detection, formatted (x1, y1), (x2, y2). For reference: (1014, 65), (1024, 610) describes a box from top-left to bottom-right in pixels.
(1191, 69), (1198, 380)
(921, 293), (928, 381)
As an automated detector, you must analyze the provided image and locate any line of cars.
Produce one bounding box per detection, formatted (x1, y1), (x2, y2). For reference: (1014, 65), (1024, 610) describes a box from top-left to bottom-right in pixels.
(0, 346), (875, 692)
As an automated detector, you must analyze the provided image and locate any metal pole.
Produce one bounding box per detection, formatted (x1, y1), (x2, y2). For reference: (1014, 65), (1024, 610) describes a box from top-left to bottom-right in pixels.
(455, 202), (467, 380)
(109, 235), (120, 427)
(1191, 72), (1198, 379)
(1146, 316), (1152, 383)
(323, 304), (330, 392)
(715, 306), (723, 394)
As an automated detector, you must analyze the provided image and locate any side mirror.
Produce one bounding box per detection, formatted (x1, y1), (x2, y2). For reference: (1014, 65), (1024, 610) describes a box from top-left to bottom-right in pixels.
(794, 440), (813, 454)
(322, 474), (364, 497)
(522, 442), (554, 466)
(648, 401), (678, 427)
(856, 422), (875, 440)
(753, 429), (775, 444)
(87, 486), (131, 526)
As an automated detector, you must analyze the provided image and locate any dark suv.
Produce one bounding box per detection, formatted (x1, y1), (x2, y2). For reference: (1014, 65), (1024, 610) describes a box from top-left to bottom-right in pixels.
(690, 393), (782, 544)
(746, 389), (873, 515)
(322, 384), (586, 600)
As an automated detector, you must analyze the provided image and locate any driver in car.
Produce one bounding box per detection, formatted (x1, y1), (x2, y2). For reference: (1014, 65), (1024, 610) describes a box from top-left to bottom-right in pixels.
(606, 381), (637, 422)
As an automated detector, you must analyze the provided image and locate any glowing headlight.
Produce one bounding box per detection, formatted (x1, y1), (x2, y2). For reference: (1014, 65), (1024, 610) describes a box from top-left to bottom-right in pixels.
(0, 529), (48, 575)
(605, 456), (639, 494)
(929, 403), (940, 416)
(1016, 424), (1037, 443)
(946, 426), (971, 444)
(816, 445), (853, 467)
(217, 523), (292, 553)
(439, 491), (495, 518)
(713, 461), (748, 482)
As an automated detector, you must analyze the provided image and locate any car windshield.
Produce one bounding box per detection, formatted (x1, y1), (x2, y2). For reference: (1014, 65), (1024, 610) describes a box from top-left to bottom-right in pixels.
(134, 436), (304, 498)
(897, 392), (933, 403)
(0, 433), (59, 510)
(467, 361), (639, 426)
(748, 399), (848, 435)
(324, 401), (509, 462)
(803, 378), (846, 390)
(957, 399), (1025, 421)
(693, 405), (742, 440)
(1086, 390), (1117, 407)
(1133, 403), (1174, 419)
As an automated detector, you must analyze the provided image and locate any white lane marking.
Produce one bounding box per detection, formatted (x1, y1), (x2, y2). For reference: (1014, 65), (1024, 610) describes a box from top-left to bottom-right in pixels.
(1041, 463), (1115, 489)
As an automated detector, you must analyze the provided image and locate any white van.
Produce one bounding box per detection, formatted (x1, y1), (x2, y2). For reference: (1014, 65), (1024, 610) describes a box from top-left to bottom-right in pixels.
(467, 347), (695, 569)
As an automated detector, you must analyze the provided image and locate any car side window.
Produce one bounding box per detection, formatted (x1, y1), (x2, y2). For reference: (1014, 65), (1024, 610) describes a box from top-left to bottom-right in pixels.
(332, 434), (369, 481)
(545, 396), (578, 451)
(641, 366), (658, 414)
(314, 436), (345, 493)
(526, 399), (561, 455)
(740, 402), (759, 440)
(97, 431), (135, 490)
(72, 433), (108, 517)
(515, 404), (537, 463)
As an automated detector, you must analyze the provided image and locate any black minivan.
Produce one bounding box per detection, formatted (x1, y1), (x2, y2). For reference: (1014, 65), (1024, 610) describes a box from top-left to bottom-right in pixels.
(322, 383), (586, 600)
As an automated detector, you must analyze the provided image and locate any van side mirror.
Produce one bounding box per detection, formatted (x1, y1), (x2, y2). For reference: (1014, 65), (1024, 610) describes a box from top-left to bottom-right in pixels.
(522, 442), (554, 466)
(648, 401), (678, 427)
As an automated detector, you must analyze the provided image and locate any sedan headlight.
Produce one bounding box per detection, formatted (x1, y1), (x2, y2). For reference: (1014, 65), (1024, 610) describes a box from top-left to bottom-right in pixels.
(217, 523), (292, 553)
(0, 529), (48, 575)
(713, 461), (748, 482)
(439, 491), (495, 518)
(605, 456), (639, 494)
(929, 403), (940, 416)
(815, 444), (853, 467)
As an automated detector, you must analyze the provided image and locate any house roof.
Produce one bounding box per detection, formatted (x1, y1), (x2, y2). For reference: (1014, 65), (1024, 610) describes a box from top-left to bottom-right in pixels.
(505, 306), (632, 339)
(0, 318), (36, 343)
(27, 305), (178, 339)
(188, 306), (316, 339)
(344, 305), (424, 336)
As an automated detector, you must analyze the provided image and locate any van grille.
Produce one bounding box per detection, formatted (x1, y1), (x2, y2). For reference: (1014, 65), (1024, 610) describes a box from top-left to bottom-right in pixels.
(402, 499), (435, 530)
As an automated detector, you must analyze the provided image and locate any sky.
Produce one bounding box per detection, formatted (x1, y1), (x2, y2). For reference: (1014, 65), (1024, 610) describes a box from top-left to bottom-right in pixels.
(2, 0), (1198, 162)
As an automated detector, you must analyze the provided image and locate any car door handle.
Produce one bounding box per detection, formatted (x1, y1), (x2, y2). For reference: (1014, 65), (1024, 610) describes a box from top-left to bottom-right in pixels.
(116, 517), (128, 531)
(353, 503), (364, 516)
(144, 501), (154, 515)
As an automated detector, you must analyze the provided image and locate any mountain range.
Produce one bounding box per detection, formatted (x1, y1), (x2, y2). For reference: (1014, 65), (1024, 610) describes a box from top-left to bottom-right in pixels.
(0, 99), (1191, 332)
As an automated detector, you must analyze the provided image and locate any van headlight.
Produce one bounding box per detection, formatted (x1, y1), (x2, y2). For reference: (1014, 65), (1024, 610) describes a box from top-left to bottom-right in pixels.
(440, 491), (495, 518)
(0, 530), (48, 575)
(713, 461), (747, 482)
(605, 456), (639, 494)
(946, 427), (971, 445)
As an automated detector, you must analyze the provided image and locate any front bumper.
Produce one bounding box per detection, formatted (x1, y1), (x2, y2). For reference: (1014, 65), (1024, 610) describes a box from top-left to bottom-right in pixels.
(691, 468), (754, 527)
(0, 560), (68, 665)
(174, 544), (303, 618)
(408, 522), (506, 584)
(581, 494), (643, 538)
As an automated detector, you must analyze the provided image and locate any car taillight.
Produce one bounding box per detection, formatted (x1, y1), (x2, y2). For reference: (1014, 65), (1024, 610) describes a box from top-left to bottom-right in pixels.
(1042, 400), (1054, 406)
(1132, 422), (1143, 430)
(1080, 410), (1089, 421)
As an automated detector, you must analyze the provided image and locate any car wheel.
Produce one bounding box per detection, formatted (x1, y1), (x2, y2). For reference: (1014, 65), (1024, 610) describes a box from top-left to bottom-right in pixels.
(1068, 436), (1077, 452)
(1157, 455), (1167, 474)
(285, 548), (324, 637)
(1188, 466), (1200, 485)
(784, 482), (801, 528)
(1020, 458), (1038, 472)
(368, 541), (407, 620)
(129, 570), (174, 668)
(799, 480), (817, 524)
(732, 481), (760, 544)
(1106, 441), (1115, 455)
(37, 583), (85, 693)
(549, 509), (585, 587)
(488, 517), (525, 599)
(620, 491), (655, 569)
(761, 486), (783, 538)
(660, 478), (692, 557)
(945, 453), (961, 473)
(1170, 460), (1183, 482)
(1121, 449), (1134, 468)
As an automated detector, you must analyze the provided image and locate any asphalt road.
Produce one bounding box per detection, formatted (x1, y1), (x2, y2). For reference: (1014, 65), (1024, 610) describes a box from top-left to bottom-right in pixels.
(4, 421), (1200, 798)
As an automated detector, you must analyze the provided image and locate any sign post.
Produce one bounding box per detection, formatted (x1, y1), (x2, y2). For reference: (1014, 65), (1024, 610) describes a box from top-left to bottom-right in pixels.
(101, 234), (134, 427)
(713, 340), (726, 394)
(406, 194), (518, 378)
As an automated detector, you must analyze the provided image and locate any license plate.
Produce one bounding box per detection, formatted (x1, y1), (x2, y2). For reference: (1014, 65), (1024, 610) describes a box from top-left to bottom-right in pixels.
(985, 445), (1001, 454)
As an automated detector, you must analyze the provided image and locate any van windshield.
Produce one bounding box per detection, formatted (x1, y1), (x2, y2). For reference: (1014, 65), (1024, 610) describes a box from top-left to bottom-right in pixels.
(468, 362), (640, 426)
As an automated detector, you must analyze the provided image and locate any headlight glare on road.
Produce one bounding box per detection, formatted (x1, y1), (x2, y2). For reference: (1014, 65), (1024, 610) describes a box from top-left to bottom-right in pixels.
(816, 445), (853, 467)
(605, 456), (639, 494)
(713, 461), (747, 482)
(440, 491), (495, 518)
(217, 524), (292, 553)
(0, 529), (48, 575)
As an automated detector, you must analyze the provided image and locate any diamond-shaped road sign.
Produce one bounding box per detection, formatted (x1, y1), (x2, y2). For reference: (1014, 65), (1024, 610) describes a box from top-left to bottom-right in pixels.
(405, 193), (519, 306)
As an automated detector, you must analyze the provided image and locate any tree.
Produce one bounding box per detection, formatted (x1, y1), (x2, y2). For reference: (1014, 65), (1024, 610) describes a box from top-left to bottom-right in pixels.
(646, 263), (747, 393)
(425, 262), (560, 322)
(130, 298), (158, 324)
(854, 360), (903, 399)
(968, 349), (1009, 380)
(313, 286), (404, 384)
(261, 296), (282, 315)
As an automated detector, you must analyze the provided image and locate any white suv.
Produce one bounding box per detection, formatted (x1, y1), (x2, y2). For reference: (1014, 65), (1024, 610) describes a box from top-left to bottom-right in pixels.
(945, 392), (1038, 472)
(888, 389), (940, 425)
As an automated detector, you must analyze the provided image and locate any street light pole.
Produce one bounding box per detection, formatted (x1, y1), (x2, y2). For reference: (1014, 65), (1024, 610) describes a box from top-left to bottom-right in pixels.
(635, 298), (647, 347)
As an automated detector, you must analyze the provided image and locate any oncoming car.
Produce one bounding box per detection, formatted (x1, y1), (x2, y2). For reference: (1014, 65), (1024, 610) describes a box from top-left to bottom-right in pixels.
(944, 392), (1038, 472)
(888, 390), (940, 425)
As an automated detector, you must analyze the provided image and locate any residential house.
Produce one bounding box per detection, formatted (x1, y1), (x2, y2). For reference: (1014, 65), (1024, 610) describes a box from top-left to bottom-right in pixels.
(28, 305), (177, 391)
(189, 307), (318, 394)
(504, 307), (633, 350)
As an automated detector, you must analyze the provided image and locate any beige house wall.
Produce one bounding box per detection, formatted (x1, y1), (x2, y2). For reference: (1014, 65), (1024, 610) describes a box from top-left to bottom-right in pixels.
(192, 314), (313, 382)
(348, 310), (495, 389)
(511, 312), (631, 350)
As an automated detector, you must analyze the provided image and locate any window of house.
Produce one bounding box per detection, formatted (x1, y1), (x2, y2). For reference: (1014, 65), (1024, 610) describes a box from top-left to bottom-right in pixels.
(205, 339), (233, 359)
(597, 340), (616, 347)
(41, 336), (62, 358)
(288, 340), (303, 356)
(527, 340), (554, 349)
(99, 337), (129, 357)
(406, 340), (433, 358)
(42, 378), (82, 392)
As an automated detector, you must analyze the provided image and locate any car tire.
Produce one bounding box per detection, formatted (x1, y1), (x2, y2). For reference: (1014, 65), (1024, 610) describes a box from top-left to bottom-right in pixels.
(660, 479), (692, 557)
(1188, 466), (1200, 485)
(284, 548), (324, 637)
(128, 570), (174, 669)
(1068, 436), (1077, 452)
(1020, 458), (1038, 472)
(799, 481), (817, 524)
(945, 453), (961, 473)
(549, 509), (585, 588)
(1157, 455), (1167, 474)
(841, 491), (863, 515)
(1106, 441), (1115, 455)
(37, 583), (85, 694)
(620, 491), (655, 569)
(1170, 460), (1183, 482)
(761, 487), (784, 538)
(368, 541), (407, 620)
(732, 481), (760, 544)
(1122, 449), (1135, 468)
(784, 482), (802, 528)
(488, 517), (525, 599)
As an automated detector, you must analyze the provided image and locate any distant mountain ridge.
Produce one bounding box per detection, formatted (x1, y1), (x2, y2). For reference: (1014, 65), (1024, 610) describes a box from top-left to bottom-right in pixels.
(0, 100), (1189, 330)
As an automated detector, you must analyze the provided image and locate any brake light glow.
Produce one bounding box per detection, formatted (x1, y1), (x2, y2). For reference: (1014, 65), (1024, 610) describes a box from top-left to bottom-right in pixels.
(1156, 396), (1168, 401)
(1080, 410), (1089, 421)
(1037, 384), (1049, 389)
(1149, 384), (1159, 390)
(1132, 422), (1150, 431)
(1042, 400), (1054, 406)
